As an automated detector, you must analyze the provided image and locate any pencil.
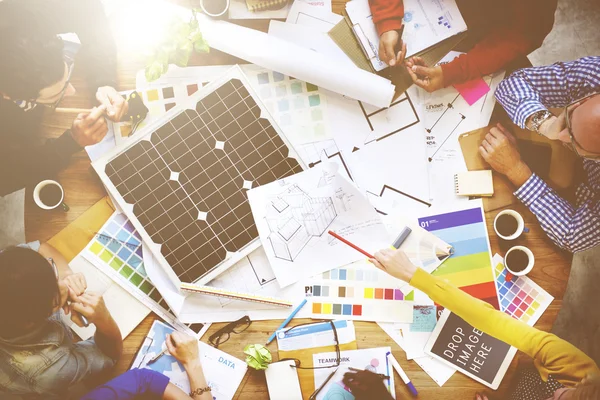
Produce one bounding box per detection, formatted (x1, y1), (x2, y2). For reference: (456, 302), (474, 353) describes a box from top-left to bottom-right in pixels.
(327, 230), (374, 259)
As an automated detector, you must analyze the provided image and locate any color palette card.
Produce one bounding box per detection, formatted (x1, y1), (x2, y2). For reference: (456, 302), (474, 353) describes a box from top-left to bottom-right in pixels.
(306, 260), (414, 323)
(83, 212), (206, 336)
(243, 65), (332, 145)
(112, 81), (203, 145)
(492, 254), (553, 326)
(418, 204), (500, 309)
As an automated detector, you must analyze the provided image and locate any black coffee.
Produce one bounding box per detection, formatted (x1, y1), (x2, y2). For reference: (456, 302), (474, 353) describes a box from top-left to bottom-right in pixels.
(506, 249), (529, 273)
(39, 184), (62, 207)
(496, 214), (518, 237)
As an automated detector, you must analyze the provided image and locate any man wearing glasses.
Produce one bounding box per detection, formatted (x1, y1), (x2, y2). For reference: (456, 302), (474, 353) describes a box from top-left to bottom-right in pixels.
(0, 0), (128, 197)
(479, 56), (600, 253)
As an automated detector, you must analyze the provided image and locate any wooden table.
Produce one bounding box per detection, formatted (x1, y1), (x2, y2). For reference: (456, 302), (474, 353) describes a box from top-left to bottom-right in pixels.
(27, 3), (573, 398)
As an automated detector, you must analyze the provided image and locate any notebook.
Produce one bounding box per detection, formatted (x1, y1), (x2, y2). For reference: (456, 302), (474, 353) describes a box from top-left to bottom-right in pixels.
(454, 170), (494, 197)
(246, 0), (287, 12)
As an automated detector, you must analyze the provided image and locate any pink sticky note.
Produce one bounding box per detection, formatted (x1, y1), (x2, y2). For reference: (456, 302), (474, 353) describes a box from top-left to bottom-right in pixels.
(453, 78), (491, 106)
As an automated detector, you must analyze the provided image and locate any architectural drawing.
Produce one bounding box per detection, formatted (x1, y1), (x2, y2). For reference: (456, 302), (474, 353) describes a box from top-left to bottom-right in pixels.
(359, 92), (421, 145)
(265, 185), (337, 261)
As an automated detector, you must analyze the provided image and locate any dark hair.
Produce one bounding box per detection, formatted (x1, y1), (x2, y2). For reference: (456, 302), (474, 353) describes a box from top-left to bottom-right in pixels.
(0, 247), (60, 337)
(0, 0), (65, 99)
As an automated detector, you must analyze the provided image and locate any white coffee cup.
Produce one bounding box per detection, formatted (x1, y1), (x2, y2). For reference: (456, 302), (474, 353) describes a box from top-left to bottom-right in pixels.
(494, 209), (525, 241)
(505, 246), (535, 277)
(33, 180), (69, 211)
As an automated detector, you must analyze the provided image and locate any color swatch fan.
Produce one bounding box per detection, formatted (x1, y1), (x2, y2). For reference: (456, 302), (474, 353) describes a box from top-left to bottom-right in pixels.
(93, 66), (305, 294)
(418, 203), (499, 309)
(383, 212), (453, 275)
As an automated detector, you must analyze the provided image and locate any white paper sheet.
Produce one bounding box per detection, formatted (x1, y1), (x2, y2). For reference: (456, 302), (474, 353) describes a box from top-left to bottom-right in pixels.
(409, 53), (505, 206)
(66, 255), (151, 340)
(131, 320), (247, 400)
(265, 360), (303, 400)
(197, 13), (394, 107)
(378, 322), (455, 386)
(0, 189), (25, 249)
(347, 121), (431, 211)
(345, 0), (467, 71)
(248, 163), (389, 287)
(144, 243), (308, 323)
(268, 21), (355, 67)
(228, 0), (331, 20)
(286, 1), (342, 32)
(313, 347), (396, 400)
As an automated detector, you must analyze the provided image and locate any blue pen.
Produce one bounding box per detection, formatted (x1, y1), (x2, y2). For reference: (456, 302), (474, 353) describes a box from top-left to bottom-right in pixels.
(385, 351), (392, 394)
(265, 299), (308, 345)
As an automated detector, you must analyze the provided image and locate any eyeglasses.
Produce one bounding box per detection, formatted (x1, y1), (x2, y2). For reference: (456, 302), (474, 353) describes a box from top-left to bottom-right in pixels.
(565, 92), (600, 160)
(208, 316), (251, 348)
(40, 39), (78, 109)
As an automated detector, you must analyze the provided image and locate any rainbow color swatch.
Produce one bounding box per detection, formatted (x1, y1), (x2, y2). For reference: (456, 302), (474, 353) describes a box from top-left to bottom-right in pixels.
(493, 255), (553, 325)
(308, 261), (414, 323)
(419, 206), (499, 309)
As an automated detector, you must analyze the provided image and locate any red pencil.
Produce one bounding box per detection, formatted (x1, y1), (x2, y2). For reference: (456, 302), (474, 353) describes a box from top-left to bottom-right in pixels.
(328, 230), (374, 259)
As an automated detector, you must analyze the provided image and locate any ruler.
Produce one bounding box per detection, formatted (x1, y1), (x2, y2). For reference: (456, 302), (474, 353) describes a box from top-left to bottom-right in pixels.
(181, 283), (293, 308)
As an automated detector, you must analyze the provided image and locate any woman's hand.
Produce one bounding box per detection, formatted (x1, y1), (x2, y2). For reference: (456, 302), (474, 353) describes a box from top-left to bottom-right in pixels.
(166, 331), (201, 368)
(370, 248), (417, 283)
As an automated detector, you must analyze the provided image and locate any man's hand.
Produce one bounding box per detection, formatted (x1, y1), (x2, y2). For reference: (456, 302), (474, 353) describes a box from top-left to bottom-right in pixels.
(166, 331), (201, 368)
(379, 30), (407, 67)
(405, 57), (444, 92)
(61, 273), (87, 314)
(96, 86), (129, 122)
(479, 123), (533, 187)
(370, 248), (417, 283)
(69, 289), (112, 328)
(70, 106), (108, 147)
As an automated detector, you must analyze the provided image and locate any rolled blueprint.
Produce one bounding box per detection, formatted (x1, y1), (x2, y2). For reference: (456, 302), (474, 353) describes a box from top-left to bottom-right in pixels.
(198, 14), (395, 108)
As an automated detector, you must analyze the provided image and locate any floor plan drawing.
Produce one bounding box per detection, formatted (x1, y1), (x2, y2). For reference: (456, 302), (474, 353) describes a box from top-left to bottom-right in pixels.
(265, 185), (337, 261)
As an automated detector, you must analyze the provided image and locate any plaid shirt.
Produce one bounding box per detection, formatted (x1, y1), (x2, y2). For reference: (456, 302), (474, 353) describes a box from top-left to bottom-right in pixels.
(495, 56), (600, 253)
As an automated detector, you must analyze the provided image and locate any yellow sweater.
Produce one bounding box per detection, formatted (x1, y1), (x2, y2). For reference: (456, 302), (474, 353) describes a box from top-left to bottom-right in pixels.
(410, 268), (600, 387)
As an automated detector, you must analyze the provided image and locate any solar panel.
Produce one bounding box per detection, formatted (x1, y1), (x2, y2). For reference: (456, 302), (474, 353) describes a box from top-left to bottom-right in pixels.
(94, 67), (305, 287)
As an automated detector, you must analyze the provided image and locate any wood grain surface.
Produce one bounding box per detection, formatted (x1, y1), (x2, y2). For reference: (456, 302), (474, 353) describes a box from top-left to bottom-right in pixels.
(26, 2), (573, 398)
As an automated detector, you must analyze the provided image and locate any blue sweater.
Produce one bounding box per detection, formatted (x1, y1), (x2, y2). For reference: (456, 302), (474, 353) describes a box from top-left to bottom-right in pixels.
(80, 369), (170, 400)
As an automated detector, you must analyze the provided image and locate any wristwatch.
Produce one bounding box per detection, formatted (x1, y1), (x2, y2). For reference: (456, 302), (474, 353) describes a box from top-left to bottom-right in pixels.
(527, 110), (553, 135)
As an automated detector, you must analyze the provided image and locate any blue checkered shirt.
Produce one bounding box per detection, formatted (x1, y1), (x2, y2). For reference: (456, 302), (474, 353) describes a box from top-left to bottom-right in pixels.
(495, 56), (600, 253)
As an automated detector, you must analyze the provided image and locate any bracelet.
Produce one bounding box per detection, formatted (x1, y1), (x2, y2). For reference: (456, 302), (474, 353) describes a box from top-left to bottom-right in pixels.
(189, 386), (211, 397)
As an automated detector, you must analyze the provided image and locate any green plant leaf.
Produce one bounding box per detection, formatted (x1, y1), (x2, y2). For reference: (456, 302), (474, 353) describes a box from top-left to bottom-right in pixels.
(194, 40), (210, 54)
(145, 61), (164, 82)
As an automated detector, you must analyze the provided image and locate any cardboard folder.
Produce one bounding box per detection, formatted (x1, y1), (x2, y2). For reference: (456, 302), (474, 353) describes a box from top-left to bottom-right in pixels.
(48, 196), (115, 263)
(459, 125), (577, 212)
(279, 340), (358, 400)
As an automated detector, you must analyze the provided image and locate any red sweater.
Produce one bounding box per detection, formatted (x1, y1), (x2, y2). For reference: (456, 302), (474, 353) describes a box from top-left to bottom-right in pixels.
(368, 0), (557, 86)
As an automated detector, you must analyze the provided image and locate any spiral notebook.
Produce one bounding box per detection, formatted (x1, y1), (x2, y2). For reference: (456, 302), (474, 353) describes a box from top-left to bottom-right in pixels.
(246, 0), (287, 11)
(454, 170), (494, 197)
